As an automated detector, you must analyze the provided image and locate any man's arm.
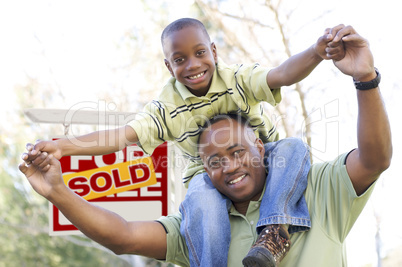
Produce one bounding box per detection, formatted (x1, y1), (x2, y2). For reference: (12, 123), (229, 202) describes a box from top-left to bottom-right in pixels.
(18, 152), (167, 259)
(332, 26), (392, 195)
(267, 24), (346, 89)
(23, 125), (138, 161)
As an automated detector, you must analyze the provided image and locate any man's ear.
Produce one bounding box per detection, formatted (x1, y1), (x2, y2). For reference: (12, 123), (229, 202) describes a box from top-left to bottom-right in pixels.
(211, 42), (218, 63)
(203, 165), (213, 178)
(255, 138), (265, 157)
(164, 59), (174, 77)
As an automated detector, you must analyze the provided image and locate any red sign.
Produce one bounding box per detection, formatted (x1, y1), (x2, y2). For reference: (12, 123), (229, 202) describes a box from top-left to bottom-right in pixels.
(50, 142), (169, 235)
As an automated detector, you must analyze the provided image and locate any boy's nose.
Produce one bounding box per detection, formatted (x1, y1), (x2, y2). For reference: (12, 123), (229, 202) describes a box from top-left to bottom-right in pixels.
(187, 57), (201, 70)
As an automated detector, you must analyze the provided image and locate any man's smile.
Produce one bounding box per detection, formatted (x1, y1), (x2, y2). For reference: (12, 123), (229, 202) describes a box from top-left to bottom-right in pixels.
(228, 174), (247, 185)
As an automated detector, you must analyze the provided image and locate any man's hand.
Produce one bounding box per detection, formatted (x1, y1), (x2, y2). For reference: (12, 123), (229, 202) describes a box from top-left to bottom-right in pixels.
(331, 25), (375, 81)
(315, 24), (346, 61)
(19, 151), (65, 200)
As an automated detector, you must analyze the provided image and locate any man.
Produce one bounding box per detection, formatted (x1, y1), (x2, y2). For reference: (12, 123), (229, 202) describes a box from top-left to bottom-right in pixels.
(19, 25), (391, 267)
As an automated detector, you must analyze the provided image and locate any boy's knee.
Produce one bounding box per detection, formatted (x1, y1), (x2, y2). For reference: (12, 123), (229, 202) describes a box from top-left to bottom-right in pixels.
(281, 137), (302, 145)
(280, 137), (308, 151)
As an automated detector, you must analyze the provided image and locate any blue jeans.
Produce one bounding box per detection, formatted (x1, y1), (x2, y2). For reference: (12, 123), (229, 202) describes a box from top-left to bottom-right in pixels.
(179, 137), (311, 267)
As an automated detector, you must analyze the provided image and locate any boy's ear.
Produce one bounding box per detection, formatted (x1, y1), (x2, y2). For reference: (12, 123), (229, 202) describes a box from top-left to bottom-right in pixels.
(164, 59), (174, 77)
(211, 42), (218, 63)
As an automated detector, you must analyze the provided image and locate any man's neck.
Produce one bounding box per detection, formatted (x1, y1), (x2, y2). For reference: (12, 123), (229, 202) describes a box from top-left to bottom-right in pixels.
(232, 190), (264, 215)
(233, 202), (250, 215)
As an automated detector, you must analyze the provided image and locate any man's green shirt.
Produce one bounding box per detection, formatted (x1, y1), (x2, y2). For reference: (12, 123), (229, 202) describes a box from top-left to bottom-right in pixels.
(157, 152), (377, 267)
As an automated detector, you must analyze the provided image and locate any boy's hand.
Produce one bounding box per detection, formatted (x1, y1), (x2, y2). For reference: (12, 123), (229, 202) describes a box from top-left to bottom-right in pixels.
(19, 152), (65, 200)
(315, 24), (346, 61)
(22, 140), (62, 165)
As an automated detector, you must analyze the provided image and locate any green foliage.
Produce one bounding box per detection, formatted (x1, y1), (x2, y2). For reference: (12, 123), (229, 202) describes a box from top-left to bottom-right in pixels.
(0, 168), (134, 267)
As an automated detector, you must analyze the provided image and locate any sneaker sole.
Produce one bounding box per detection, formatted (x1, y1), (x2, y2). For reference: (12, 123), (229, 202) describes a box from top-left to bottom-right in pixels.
(242, 247), (276, 267)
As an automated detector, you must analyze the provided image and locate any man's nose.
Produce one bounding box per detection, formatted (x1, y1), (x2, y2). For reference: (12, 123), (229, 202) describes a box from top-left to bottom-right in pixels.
(222, 157), (240, 174)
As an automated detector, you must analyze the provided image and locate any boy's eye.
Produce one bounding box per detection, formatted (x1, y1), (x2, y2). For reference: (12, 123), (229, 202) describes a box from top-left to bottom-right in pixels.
(196, 50), (206, 56)
(174, 58), (184, 63)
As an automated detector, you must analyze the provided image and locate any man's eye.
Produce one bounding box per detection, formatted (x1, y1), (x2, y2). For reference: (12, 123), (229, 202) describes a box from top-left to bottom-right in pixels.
(234, 149), (244, 157)
(209, 159), (221, 168)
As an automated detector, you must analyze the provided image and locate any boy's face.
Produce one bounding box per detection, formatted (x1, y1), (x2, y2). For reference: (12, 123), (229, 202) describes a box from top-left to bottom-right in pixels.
(198, 119), (266, 208)
(163, 26), (218, 97)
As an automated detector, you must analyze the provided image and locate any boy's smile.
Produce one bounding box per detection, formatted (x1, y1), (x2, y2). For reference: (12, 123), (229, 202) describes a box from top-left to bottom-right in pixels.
(163, 26), (218, 97)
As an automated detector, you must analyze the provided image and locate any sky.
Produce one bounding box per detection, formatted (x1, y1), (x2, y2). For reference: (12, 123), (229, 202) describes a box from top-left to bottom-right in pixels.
(1, 0), (402, 266)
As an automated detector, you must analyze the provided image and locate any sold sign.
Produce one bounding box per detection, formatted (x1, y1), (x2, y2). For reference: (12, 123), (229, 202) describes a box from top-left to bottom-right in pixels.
(51, 143), (169, 235)
(63, 156), (156, 201)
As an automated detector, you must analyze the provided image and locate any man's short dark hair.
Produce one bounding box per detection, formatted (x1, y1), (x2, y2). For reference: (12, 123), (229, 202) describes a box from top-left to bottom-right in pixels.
(197, 113), (253, 146)
(161, 18), (210, 46)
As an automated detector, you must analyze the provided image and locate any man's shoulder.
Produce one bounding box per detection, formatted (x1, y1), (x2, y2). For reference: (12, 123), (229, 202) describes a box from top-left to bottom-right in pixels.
(304, 152), (376, 242)
(308, 153), (349, 179)
(306, 153), (350, 200)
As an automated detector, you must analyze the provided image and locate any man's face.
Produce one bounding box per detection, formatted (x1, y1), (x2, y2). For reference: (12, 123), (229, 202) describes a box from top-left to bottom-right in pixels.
(199, 119), (266, 206)
(163, 26), (218, 97)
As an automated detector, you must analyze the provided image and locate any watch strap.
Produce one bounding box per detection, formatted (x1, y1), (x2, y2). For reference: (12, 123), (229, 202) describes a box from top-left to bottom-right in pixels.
(353, 68), (381, 90)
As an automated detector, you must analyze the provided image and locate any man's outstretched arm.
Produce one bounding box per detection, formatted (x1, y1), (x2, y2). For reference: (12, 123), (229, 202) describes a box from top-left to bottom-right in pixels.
(19, 152), (168, 259)
(331, 26), (392, 195)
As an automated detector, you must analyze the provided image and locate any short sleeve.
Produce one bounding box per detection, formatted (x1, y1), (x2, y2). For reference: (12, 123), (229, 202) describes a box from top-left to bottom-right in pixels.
(232, 62), (282, 106)
(306, 153), (377, 242)
(127, 100), (171, 155)
(157, 213), (189, 267)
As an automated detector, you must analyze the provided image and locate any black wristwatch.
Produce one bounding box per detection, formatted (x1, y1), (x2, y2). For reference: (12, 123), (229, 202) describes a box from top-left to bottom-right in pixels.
(353, 68), (381, 90)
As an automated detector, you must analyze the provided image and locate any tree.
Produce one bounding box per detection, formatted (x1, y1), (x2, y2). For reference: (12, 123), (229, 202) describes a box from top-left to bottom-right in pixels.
(0, 78), (134, 267)
(191, 0), (342, 149)
(3, 0), (390, 266)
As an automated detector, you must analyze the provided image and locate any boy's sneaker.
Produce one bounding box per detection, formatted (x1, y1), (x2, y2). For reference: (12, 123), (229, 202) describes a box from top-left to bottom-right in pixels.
(242, 224), (291, 267)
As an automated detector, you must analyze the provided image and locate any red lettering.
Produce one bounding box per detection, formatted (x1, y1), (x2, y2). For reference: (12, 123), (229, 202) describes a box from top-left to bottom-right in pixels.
(129, 164), (151, 183)
(68, 177), (91, 197)
(112, 169), (131, 188)
(90, 172), (112, 192)
(102, 153), (117, 165)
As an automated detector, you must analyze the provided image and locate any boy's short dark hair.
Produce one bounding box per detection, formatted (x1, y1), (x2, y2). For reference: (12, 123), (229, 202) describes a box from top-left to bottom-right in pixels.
(161, 18), (210, 45)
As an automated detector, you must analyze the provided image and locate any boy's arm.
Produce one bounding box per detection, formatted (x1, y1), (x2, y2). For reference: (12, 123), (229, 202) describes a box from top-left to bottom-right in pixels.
(267, 24), (346, 89)
(18, 152), (167, 259)
(23, 125), (138, 161)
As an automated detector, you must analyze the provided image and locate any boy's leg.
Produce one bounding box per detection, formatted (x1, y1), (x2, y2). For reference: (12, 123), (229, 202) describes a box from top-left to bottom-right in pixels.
(258, 137), (311, 232)
(243, 137), (311, 267)
(179, 172), (231, 267)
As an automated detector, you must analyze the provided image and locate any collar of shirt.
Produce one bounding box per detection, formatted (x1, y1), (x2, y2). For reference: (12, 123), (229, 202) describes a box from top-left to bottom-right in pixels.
(229, 184), (266, 217)
(175, 62), (228, 102)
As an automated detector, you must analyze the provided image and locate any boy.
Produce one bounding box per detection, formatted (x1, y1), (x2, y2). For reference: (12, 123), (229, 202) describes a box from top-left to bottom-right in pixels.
(24, 18), (344, 266)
